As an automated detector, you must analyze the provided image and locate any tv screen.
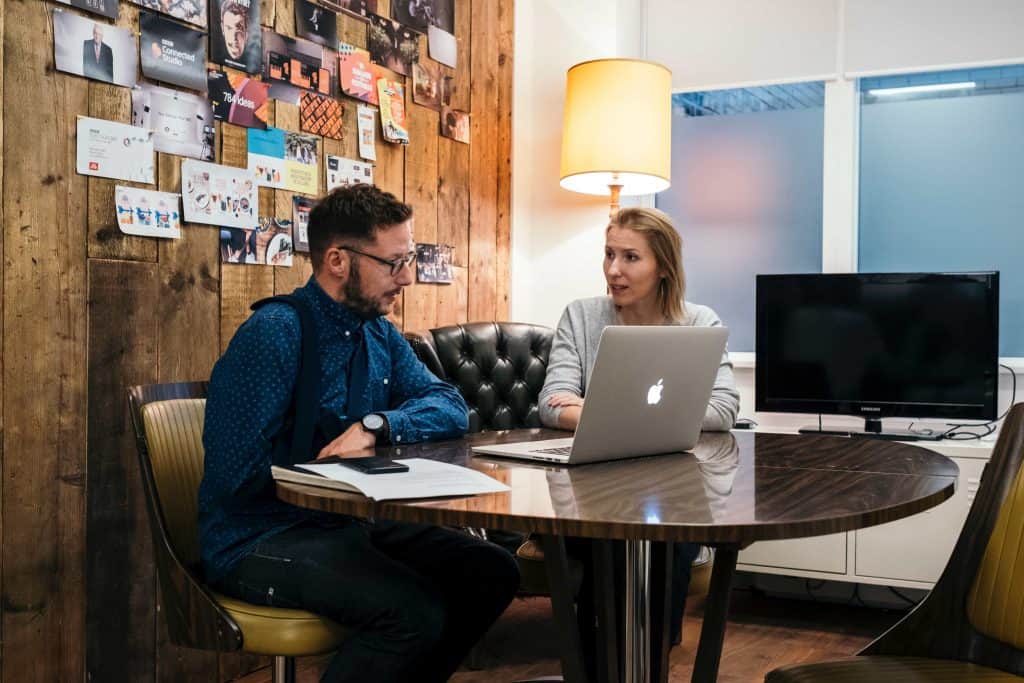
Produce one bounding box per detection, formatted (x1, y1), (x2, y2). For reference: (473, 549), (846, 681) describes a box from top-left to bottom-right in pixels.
(756, 272), (999, 423)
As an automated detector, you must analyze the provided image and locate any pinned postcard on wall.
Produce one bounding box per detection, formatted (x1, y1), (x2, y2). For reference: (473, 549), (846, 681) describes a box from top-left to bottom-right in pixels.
(415, 243), (454, 284)
(292, 196), (314, 253)
(367, 14), (419, 77)
(427, 25), (456, 69)
(377, 80), (409, 144)
(209, 0), (262, 73)
(208, 68), (270, 129)
(57, 0), (119, 20)
(295, 0), (337, 48)
(115, 186), (182, 239)
(140, 11), (208, 92)
(357, 104), (377, 160)
(326, 155), (374, 191)
(248, 127), (319, 196)
(440, 106), (470, 144)
(412, 60), (443, 111)
(300, 92), (344, 140)
(220, 217), (294, 266)
(181, 159), (258, 228)
(54, 10), (139, 88)
(76, 116), (155, 184)
(132, 84), (216, 161)
(338, 42), (380, 105)
(263, 30), (332, 103)
(129, 0), (208, 29)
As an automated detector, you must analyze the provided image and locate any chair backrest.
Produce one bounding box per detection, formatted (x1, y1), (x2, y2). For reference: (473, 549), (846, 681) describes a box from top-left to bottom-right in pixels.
(127, 382), (242, 652)
(862, 403), (1024, 674)
(404, 322), (553, 433)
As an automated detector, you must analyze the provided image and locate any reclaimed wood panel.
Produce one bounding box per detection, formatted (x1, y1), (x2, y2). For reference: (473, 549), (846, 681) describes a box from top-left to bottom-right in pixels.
(449, 0), (472, 111)
(275, 254), (313, 293)
(495, 0), (514, 320)
(2, 3), (89, 681)
(437, 137), (469, 267)
(467, 0), (500, 323)
(403, 88), (439, 331)
(436, 266), (469, 328)
(85, 259), (159, 682)
(220, 265), (275, 354)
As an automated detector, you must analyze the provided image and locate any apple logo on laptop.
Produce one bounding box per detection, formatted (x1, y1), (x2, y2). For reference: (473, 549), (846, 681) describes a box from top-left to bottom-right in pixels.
(647, 379), (664, 405)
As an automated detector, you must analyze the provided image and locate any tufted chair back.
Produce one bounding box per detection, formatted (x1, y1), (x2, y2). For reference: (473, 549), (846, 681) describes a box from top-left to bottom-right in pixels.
(404, 322), (553, 433)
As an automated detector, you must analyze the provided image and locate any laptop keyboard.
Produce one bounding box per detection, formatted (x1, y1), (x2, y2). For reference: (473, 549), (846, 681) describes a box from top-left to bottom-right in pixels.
(533, 446), (572, 455)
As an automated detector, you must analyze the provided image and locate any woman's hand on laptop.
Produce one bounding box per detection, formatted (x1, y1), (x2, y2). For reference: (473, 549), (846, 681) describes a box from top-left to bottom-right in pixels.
(546, 393), (584, 409)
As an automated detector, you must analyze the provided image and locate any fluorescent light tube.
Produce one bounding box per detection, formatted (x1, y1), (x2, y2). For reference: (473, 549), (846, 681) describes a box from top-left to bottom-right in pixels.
(867, 82), (976, 96)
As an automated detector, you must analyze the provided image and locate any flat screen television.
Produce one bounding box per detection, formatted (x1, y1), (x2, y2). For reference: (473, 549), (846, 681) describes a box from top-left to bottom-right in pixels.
(755, 272), (999, 440)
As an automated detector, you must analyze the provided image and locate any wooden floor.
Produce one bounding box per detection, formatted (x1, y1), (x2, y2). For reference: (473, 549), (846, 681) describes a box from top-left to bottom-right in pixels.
(236, 588), (903, 682)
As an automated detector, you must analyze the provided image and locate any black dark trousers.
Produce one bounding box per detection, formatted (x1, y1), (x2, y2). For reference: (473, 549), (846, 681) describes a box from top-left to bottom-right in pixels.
(216, 520), (520, 683)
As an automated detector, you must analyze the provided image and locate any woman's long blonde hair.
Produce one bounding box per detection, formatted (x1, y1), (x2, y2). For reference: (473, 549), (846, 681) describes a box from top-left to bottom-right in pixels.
(608, 207), (686, 323)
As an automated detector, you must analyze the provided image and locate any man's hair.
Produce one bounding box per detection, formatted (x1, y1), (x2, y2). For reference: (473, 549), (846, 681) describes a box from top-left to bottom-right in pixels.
(308, 184), (413, 268)
(220, 0), (249, 22)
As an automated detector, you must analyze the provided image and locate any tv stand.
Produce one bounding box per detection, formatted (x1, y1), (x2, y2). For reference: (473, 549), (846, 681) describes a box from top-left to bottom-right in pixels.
(798, 417), (943, 442)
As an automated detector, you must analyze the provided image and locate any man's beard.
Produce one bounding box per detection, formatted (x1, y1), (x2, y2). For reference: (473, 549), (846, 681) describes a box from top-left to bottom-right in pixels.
(343, 259), (386, 319)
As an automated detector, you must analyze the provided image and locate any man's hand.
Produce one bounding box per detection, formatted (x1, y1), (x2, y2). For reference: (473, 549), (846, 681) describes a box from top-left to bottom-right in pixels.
(317, 423), (377, 459)
(546, 393), (584, 409)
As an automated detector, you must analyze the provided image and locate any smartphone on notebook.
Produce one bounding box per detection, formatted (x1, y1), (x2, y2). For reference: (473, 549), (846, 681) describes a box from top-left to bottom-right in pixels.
(332, 456), (410, 475)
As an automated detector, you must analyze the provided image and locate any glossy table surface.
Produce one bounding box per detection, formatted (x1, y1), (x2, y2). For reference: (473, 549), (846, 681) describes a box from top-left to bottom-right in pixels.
(277, 429), (959, 544)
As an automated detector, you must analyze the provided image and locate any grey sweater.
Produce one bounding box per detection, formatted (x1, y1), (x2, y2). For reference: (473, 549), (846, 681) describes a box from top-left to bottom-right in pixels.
(539, 296), (741, 432)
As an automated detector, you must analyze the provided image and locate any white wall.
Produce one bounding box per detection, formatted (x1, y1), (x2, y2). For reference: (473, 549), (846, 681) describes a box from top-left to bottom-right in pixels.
(510, 0), (643, 327)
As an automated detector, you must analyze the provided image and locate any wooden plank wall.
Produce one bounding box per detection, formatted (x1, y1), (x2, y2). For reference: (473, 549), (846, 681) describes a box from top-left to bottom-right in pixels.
(0, 0), (512, 680)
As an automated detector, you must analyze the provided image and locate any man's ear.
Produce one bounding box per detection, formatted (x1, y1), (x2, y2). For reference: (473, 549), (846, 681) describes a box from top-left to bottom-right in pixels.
(323, 246), (349, 281)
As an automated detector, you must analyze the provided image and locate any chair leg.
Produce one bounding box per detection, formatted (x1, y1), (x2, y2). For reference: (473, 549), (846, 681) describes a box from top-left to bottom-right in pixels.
(272, 655), (295, 683)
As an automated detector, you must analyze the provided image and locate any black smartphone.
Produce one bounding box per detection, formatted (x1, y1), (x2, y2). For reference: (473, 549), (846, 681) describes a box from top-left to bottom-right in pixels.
(335, 456), (410, 475)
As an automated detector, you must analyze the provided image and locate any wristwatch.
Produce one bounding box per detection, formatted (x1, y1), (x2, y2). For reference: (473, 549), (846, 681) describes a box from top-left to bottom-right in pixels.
(361, 412), (390, 442)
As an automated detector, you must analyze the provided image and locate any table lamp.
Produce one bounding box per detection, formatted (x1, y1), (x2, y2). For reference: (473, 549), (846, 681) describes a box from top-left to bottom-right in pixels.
(559, 58), (672, 215)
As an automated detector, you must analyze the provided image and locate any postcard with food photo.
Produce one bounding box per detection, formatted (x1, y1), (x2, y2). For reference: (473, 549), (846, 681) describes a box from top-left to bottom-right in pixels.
(300, 92), (344, 140)
(368, 14), (419, 77)
(181, 159), (258, 228)
(378, 80), (409, 144)
(115, 186), (182, 239)
(248, 127), (319, 196)
(140, 11), (207, 92)
(220, 217), (294, 266)
(208, 68), (270, 129)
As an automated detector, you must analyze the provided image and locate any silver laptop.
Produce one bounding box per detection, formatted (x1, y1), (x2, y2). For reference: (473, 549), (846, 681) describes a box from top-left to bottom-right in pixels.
(471, 325), (729, 465)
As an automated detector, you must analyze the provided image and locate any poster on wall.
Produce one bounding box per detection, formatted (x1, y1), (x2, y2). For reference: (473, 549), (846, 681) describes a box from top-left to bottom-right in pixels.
(130, 0), (207, 28)
(56, 0), (119, 21)
(412, 60), (442, 111)
(140, 11), (207, 92)
(427, 25), (456, 69)
(115, 186), (182, 239)
(54, 9), (139, 88)
(338, 43), (380, 105)
(209, 0), (262, 74)
(357, 104), (377, 160)
(367, 14), (419, 77)
(263, 30), (331, 103)
(292, 196), (314, 253)
(390, 0), (453, 34)
(415, 243), (453, 283)
(208, 69), (269, 129)
(440, 106), (469, 144)
(300, 92), (344, 140)
(181, 159), (258, 228)
(247, 127), (319, 196)
(220, 217), (294, 265)
(378, 80), (409, 144)
(295, 0), (337, 47)
(132, 84), (215, 160)
(76, 116), (155, 184)
(326, 155), (373, 191)
(320, 0), (376, 21)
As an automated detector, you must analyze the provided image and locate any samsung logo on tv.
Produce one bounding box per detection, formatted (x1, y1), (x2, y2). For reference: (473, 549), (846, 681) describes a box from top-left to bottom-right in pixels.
(859, 406), (881, 413)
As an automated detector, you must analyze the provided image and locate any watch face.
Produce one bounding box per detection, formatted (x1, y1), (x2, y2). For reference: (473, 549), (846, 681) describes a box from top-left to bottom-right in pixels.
(363, 413), (384, 431)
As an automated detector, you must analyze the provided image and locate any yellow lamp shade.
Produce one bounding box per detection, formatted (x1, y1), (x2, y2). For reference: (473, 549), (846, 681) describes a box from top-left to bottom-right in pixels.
(559, 58), (672, 197)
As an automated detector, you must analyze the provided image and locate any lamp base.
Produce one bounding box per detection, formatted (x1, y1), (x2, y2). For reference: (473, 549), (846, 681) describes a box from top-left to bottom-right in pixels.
(608, 183), (623, 218)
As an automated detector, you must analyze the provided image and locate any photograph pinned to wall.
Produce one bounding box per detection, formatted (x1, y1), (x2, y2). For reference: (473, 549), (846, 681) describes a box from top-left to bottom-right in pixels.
(209, 0), (261, 73)
(220, 217), (294, 266)
(412, 60), (443, 111)
(357, 104), (377, 160)
(442, 74), (453, 106)
(54, 9), (138, 88)
(367, 14), (419, 77)
(292, 196), (315, 253)
(415, 243), (453, 284)
(263, 30), (331, 103)
(56, 0), (119, 20)
(76, 116), (155, 183)
(300, 92), (344, 140)
(378, 80), (409, 144)
(440, 106), (469, 144)
(115, 186), (182, 239)
(248, 127), (319, 196)
(326, 155), (373, 191)
(181, 159), (258, 228)
(132, 84), (215, 160)
(338, 43), (380, 105)
(295, 0), (337, 48)
(208, 68), (269, 129)
(391, 0), (453, 34)
(140, 11), (207, 92)
(129, 0), (207, 28)
(319, 0), (376, 20)
(427, 25), (456, 69)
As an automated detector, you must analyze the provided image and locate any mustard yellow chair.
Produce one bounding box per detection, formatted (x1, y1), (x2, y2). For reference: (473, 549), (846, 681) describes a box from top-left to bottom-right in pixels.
(767, 403), (1024, 683)
(128, 382), (347, 683)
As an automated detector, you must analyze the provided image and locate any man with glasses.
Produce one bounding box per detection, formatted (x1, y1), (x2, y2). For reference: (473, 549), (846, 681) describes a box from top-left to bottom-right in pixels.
(199, 184), (519, 682)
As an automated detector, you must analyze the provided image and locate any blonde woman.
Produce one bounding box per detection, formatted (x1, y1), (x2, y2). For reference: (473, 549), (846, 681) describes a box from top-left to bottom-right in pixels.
(539, 206), (740, 652)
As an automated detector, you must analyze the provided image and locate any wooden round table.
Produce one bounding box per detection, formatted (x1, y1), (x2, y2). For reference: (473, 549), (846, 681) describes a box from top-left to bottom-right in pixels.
(278, 429), (958, 683)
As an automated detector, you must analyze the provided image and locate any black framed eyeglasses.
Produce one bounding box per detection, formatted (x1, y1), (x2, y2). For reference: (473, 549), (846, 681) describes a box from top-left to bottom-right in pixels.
(339, 246), (417, 276)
